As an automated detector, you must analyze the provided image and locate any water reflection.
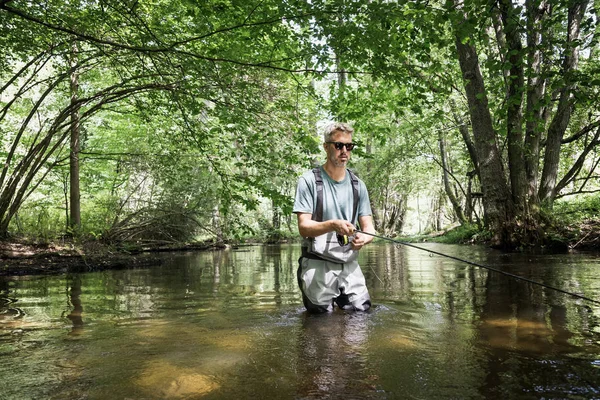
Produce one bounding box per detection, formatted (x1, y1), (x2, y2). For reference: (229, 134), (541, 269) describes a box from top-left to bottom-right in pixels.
(65, 275), (84, 336)
(0, 279), (25, 329)
(0, 243), (599, 399)
(296, 311), (375, 399)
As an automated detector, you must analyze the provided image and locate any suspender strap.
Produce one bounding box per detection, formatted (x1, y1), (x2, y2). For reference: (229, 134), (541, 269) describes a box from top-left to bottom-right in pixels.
(312, 167), (324, 222)
(311, 167), (359, 225)
(348, 169), (359, 225)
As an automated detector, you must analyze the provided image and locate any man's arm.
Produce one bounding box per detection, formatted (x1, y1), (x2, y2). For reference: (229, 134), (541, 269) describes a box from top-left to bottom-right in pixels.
(296, 212), (355, 238)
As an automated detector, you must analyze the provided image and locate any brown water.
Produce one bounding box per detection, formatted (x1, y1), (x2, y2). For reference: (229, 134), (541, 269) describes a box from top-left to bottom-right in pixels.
(1, 243), (599, 399)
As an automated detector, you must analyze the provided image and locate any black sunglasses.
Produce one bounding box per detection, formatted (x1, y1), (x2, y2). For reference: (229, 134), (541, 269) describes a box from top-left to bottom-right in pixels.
(326, 141), (356, 151)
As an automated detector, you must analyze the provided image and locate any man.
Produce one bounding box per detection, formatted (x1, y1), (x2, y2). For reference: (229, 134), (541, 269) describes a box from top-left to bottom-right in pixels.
(293, 122), (375, 313)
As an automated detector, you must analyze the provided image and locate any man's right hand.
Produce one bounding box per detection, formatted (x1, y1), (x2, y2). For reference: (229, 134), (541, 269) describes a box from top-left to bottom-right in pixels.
(331, 219), (355, 236)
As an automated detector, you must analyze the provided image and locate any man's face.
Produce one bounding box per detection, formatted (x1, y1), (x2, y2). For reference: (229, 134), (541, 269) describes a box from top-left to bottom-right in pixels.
(324, 131), (353, 168)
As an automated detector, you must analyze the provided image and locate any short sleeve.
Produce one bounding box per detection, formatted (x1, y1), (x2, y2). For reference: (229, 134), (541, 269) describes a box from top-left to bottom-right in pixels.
(293, 175), (314, 215)
(357, 181), (372, 217)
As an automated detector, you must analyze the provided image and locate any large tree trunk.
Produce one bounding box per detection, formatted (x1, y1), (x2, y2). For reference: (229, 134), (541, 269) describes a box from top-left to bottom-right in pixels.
(69, 41), (81, 232)
(538, 0), (589, 204)
(450, 101), (479, 178)
(453, 24), (514, 245)
(499, 0), (528, 212)
(524, 0), (548, 207)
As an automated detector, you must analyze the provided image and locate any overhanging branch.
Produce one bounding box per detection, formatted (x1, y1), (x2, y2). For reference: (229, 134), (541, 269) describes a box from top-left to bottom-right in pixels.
(0, 3), (357, 75)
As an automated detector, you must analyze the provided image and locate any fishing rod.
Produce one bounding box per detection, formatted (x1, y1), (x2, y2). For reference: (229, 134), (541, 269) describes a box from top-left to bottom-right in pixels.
(343, 229), (600, 306)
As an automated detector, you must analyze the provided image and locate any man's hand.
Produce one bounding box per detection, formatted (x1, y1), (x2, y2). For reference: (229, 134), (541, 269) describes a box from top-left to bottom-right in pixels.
(351, 231), (368, 250)
(297, 213), (356, 238)
(331, 219), (355, 236)
(351, 215), (375, 250)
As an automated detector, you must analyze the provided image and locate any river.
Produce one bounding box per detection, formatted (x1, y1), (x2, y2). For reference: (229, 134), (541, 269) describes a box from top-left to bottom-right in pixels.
(1, 243), (599, 399)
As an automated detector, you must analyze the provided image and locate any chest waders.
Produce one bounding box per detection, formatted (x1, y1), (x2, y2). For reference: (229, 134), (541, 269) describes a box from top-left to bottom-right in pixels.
(297, 168), (372, 313)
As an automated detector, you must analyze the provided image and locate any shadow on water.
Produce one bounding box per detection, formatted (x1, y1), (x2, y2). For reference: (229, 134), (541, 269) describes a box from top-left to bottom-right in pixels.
(0, 243), (599, 399)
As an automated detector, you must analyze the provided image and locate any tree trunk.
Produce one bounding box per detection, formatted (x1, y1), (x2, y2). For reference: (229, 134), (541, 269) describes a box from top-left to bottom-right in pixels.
(499, 0), (528, 211)
(426, 190), (442, 232)
(271, 198), (280, 230)
(538, 0), (589, 204)
(555, 126), (600, 195)
(439, 132), (466, 223)
(436, 187), (444, 231)
(450, 101), (479, 178)
(69, 41), (81, 232)
(524, 0), (548, 207)
(212, 205), (223, 242)
(453, 21), (514, 245)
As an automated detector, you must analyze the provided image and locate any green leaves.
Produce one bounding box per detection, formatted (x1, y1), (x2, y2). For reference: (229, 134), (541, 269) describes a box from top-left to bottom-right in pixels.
(1, 0), (599, 243)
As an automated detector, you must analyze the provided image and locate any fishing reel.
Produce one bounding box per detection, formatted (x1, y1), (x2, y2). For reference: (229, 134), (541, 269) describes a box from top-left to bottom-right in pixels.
(336, 233), (353, 247)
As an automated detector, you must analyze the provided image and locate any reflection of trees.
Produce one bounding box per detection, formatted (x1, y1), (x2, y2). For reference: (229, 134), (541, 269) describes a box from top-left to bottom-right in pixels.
(476, 254), (584, 397)
(366, 243), (411, 300)
(262, 245), (281, 307)
(366, 242), (598, 397)
(260, 244), (303, 307)
(179, 245), (303, 310)
(212, 249), (224, 290)
(0, 278), (25, 323)
(0, 279), (9, 309)
(65, 274), (84, 336)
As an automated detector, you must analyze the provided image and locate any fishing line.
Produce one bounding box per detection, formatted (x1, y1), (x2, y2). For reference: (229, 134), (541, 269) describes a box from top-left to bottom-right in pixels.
(348, 230), (600, 306)
(338, 233), (385, 284)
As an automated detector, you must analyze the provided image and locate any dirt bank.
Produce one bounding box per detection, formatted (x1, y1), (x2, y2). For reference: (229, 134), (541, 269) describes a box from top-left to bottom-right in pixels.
(0, 240), (226, 276)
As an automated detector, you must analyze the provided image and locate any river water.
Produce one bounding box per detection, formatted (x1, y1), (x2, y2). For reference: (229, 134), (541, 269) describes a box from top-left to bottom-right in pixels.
(1, 243), (599, 399)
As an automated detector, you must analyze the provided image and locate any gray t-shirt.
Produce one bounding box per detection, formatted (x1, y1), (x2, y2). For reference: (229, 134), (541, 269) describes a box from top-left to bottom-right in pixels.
(293, 166), (372, 225)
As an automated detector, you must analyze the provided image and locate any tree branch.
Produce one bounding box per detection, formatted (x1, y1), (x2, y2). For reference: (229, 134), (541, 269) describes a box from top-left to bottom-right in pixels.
(0, 3), (347, 74)
(562, 119), (600, 144)
(554, 126), (600, 195)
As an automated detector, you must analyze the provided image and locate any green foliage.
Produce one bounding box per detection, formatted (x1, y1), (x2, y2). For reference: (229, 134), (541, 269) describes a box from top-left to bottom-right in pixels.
(1, 0), (599, 247)
(437, 224), (485, 244)
(1, 0), (318, 242)
(405, 223), (485, 244)
(552, 195), (600, 224)
(11, 203), (65, 243)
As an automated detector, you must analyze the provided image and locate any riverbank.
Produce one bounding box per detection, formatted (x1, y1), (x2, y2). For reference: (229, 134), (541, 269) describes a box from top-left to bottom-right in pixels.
(2, 217), (599, 276)
(0, 240), (227, 276)
(407, 217), (600, 252)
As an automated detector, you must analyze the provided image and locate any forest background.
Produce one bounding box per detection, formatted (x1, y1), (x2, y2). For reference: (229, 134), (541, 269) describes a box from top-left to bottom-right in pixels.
(1, 0), (600, 256)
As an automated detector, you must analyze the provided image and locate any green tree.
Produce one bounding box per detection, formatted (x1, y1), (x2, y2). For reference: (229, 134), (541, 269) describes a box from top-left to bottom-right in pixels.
(0, 0), (316, 240)
(296, 0), (600, 246)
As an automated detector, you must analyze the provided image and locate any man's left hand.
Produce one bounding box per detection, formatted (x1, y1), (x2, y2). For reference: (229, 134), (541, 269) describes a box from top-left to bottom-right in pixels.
(351, 232), (367, 250)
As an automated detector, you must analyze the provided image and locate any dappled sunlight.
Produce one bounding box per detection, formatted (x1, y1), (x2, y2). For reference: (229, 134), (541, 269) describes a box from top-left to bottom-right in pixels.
(202, 330), (252, 350)
(134, 318), (252, 352)
(135, 360), (220, 398)
(383, 332), (420, 349)
(482, 318), (547, 331)
(0, 315), (51, 331)
(135, 319), (209, 340)
(478, 317), (575, 354)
